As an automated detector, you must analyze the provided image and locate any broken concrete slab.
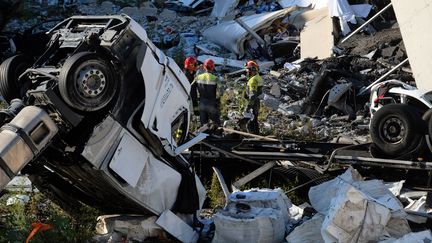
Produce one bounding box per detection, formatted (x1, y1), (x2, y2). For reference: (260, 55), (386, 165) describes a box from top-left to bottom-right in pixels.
(263, 94), (281, 110)
(300, 8), (334, 59)
(270, 83), (281, 98)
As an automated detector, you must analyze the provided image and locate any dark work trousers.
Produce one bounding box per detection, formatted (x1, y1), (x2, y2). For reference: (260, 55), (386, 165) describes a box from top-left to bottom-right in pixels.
(190, 82), (199, 109)
(185, 71), (199, 109)
(247, 100), (260, 134)
(199, 98), (220, 126)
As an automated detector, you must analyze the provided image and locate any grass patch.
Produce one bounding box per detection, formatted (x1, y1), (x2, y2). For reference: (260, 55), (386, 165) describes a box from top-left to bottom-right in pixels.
(0, 191), (99, 242)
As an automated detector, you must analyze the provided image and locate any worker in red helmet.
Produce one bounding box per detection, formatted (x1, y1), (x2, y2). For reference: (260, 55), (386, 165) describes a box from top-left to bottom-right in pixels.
(193, 58), (221, 126)
(184, 56), (199, 115)
(244, 60), (263, 134)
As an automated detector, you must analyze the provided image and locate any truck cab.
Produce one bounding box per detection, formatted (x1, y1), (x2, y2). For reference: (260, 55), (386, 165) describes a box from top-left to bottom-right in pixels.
(0, 15), (205, 220)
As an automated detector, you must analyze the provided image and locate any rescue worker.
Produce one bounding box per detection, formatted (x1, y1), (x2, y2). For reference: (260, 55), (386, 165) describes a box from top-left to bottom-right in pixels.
(194, 59), (221, 126)
(244, 60), (263, 134)
(184, 56), (199, 115)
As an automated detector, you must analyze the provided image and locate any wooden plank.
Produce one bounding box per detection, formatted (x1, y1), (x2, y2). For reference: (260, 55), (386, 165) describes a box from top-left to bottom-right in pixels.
(232, 161), (277, 189)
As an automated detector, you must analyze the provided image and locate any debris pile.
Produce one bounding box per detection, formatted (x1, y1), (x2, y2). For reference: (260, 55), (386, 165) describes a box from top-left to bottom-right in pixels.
(208, 168), (432, 243)
(1, 0), (431, 242)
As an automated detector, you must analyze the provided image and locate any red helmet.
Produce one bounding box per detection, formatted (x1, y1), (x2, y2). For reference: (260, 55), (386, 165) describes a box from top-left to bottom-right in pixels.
(245, 60), (259, 72)
(184, 56), (197, 71)
(203, 59), (215, 71)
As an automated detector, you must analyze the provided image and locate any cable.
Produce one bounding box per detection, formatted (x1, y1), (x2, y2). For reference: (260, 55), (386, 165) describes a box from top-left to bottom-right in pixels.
(313, 89), (331, 116)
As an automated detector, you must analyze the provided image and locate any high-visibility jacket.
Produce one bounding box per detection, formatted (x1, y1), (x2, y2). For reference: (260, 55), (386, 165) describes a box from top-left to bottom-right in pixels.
(246, 74), (263, 106)
(195, 72), (221, 101)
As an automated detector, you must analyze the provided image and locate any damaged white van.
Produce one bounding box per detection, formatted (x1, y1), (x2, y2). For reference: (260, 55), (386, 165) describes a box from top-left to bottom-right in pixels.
(0, 14), (205, 232)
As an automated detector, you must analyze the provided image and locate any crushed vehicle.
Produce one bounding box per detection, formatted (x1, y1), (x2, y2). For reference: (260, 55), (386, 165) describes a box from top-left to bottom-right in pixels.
(0, 14), (205, 228)
(367, 0), (432, 159)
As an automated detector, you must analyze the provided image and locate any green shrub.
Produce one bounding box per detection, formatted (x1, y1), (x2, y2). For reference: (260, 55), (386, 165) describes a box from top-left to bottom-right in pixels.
(208, 172), (225, 209)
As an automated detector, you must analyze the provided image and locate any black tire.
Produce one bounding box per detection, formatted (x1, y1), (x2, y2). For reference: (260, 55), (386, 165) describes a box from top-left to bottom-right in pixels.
(59, 52), (118, 111)
(427, 114), (432, 145)
(0, 54), (32, 102)
(370, 103), (424, 157)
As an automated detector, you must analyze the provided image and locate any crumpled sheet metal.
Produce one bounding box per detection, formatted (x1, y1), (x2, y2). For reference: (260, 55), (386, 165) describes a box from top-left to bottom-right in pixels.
(279, 0), (372, 35)
(203, 8), (294, 58)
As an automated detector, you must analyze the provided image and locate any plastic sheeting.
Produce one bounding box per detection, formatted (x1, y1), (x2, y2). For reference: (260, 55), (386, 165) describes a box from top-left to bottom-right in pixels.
(322, 185), (391, 243)
(212, 188), (289, 243)
(213, 207), (285, 243)
(308, 168), (411, 243)
(203, 8), (293, 58)
(228, 188), (292, 224)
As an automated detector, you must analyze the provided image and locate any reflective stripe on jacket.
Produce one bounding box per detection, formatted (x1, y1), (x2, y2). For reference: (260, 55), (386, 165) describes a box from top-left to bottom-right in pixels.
(195, 72), (220, 101)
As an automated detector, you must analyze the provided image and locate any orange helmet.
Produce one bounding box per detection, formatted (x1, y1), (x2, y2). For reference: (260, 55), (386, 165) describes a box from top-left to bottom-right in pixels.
(184, 56), (197, 71)
(245, 60), (259, 72)
(203, 59), (215, 71)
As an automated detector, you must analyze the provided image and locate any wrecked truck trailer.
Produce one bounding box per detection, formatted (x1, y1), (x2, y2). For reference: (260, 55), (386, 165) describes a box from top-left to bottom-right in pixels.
(0, 14), (206, 218)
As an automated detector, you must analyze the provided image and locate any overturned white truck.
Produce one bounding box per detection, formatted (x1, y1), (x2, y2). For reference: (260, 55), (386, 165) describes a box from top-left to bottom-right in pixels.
(0, 14), (205, 227)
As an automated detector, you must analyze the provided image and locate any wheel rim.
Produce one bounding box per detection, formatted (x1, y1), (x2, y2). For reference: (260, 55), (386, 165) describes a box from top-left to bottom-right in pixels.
(382, 116), (405, 143)
(76, 64), (106, 98)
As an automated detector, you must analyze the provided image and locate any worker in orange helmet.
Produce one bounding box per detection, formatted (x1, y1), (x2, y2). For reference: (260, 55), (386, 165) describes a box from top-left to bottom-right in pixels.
(244, 60), (263, 134)
(193, 58), (222, 126)
(184, 56), (199, 115)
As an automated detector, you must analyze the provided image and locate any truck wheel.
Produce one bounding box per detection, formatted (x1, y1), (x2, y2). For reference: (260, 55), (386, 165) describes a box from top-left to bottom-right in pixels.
(0, 54), (32, 102)
(427, 115), (432, 146)
(59, 52), (118, 111)
(370, 103), (424, 157)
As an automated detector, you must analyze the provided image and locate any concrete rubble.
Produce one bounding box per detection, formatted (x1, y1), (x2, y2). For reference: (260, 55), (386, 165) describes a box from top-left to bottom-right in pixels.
(0, 0), (411, 145)
(2, 0), (432, 242)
